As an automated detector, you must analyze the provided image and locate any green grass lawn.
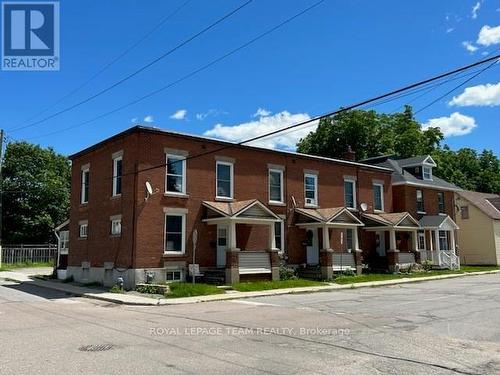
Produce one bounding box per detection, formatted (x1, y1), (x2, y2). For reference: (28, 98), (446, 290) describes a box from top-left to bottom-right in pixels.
(166, 282), (225, 298)
(334, 265), (500, 285)
(233, 279), (326, 292)
(0, 261), (54, 271)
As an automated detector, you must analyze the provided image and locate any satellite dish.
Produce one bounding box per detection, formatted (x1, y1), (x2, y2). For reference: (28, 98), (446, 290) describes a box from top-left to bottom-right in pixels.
(360, 202), (368, 212)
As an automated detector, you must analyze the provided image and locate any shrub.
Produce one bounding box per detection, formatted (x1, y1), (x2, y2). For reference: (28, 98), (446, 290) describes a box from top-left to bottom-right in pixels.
(136, 283), (170, 295)
(109, 284), (124, 294)
(279, 265), (297, 280)
(422, 260), (433, 271)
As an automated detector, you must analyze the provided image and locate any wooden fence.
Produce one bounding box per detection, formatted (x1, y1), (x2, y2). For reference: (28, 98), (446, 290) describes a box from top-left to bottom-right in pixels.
(1, 244), (57, 264)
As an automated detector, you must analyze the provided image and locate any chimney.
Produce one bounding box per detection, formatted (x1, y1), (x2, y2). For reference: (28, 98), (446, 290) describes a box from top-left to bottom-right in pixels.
(343, 145), (356, 161)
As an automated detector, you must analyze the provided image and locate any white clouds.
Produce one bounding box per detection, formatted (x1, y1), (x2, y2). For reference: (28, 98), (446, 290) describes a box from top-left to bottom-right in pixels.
(477, 25), (500, 46)
(462, 41), (478, 53)
(170, 109), (187, 120)
(449, 82), (500, 107)
(196, 109), (227, 121)
(253, 108), (272, 118)
(144, 115), (154, 123)
(471, 1), (481, 19)
(131, 117), (138, 123)
(446, 27), (454, 34)
(204, 110), (317, 150)
(422, 112), (477, 137)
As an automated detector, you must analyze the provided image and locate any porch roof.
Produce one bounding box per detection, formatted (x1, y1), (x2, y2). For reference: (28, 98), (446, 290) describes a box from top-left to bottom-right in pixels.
(202, 199), (281, 224)
(361, 212), (420, 230)
(419, 215), (459, 230)
(295, 207), (364, 227)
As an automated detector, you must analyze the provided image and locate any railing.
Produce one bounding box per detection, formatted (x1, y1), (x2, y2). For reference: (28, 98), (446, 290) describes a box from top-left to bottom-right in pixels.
(438, 250), (460, 270)
(398, 252), (415, 265)
(1, 244), (57, 264)
(419, 250), (429, 262)
(239, 251), (271, 274)
(332, 253), (356, 271)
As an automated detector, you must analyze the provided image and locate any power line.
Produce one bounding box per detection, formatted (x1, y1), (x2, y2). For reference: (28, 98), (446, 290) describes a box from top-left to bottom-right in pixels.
(8, 0), (254, 134)
(23, 0), (327, 141)
(118, 53), (500, 179)
(10, 0), (192, 128)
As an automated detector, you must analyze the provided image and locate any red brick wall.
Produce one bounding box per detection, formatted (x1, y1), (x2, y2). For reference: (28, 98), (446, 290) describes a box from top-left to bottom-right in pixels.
(392, 185), (455, 219)
(69, 128), (393, 269)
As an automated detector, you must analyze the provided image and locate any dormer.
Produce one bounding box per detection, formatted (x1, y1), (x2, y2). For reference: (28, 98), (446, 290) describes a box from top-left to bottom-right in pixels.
(400, 155), (437, 181)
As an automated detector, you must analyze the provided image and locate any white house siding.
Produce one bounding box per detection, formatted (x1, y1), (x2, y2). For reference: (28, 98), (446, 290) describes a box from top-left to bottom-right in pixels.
(495, 221), (500, 266)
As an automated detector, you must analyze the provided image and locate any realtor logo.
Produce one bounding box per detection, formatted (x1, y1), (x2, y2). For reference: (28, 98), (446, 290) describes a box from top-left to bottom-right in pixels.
(2, 1), (59, 71)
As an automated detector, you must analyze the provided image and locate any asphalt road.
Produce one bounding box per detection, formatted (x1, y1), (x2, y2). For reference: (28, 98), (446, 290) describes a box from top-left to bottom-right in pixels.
(1, 274), (500, 375)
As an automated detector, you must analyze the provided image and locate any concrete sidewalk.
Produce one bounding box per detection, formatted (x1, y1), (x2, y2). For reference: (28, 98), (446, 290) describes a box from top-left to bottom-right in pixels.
(1, 268), (500, 306)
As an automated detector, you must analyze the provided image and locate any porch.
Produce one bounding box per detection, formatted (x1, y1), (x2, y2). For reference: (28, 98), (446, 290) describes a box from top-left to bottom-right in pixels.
(418, 215), (460, 269)
(362, 212), (420, 272)
(202, 199), (282, 284)
(294, 207), (364, 279)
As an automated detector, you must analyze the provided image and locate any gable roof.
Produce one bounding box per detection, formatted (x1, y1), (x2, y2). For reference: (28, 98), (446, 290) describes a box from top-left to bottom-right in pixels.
(202, 199), (281, 220)
(456, 190), (500, 220)
(295, 207), (364, 225)
(362, 157), (460, 191)
(398, 155), (436, 167)
(419, 215), (459, 230)
(362, 212), (420, 228)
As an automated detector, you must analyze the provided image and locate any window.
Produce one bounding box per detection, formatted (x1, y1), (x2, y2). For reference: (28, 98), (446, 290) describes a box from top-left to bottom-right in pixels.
(373, 183), (384, 212)
(216, 161), (233, 199)
(79, 223), (88, 238)
(439, 230), (448, 250)
(423, 167), (432, 181)
(110, 218), (122, 236)
(346, 229), (353, 251)
(438, 192), (445, 214)
(164, 214), (185, 254)
(416, 189), (425, 213)
(418, 231), (425, 250)
(81, 167), (89, 204)
(165, 154), (186, 194)
(166, 270), (183, 282)
(460, 206), (469, 220)
(112, 156), (122, 196)
(274, 221), (284, 250)
(304, 174), (318, 206)
(269, 169), (283, 203)
(60, 231), (69, 249)
(344, 179), (356, 209)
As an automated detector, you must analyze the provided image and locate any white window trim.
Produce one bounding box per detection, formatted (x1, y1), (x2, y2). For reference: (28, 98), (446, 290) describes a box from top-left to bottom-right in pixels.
(110, 218), (122, 236)
(165, 269), (184, 282)
(373, 183), (384, 212)
(423, 166), (433, 181)
(268, 168), (284, 204)
(81, 167), (89, 204)
(304, 173), (318, 207)
(216, 160), (234, 200)
(165, 153), (187, 195)
(416, 189), (426, 214)
(418, 232), (426, 251)
(164, 213), (186, 255)
(79, 222), (88, 238)
(112, 155), (122, 197)
(344, 178), (357, 210)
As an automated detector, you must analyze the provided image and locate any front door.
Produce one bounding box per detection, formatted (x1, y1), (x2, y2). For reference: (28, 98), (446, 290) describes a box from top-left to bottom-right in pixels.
(217, 225), (228, 267)
(306, 228), (319, 265)
(376, 231), (386, 256)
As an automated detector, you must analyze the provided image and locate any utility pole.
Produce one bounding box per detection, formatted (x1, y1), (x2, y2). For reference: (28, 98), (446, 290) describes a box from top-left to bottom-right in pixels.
(0, 129), (3, 269)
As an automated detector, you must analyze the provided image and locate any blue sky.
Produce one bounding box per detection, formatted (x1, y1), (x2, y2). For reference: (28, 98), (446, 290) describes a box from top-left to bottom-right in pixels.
(1, 0), (499, 156)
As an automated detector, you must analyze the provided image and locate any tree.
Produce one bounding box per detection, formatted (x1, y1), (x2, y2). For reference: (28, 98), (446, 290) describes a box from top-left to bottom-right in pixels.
(2, 141), (70, 244)
(297, 106), (443, 160)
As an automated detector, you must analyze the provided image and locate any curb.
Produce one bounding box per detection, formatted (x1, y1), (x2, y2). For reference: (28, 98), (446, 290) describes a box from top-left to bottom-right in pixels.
(2, 269), (499, 306)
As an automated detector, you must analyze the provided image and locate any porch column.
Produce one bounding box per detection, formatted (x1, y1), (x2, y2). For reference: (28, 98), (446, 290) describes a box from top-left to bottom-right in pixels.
(450, 230), (456, 252)
(353, 227), (362, 276)
(387, 229), (399, 273)
(322, 225), (331, 250)
(434, 230), (441, 266)
(229, 221), (237, 250)
(412, 230), (421, 264)
(353, 227), (359, 251)
(268, 222), (277, 250)
(429, 230), (434, 251)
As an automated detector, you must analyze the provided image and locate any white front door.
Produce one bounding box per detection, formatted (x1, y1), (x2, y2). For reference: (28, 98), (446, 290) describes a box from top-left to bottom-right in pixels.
(376, 231), (386, 256)
(306, 228), (319, 265)
(217, 225), (228, 267)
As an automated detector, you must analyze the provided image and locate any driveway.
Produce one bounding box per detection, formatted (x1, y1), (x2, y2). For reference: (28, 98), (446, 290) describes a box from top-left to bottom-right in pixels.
(1, 273), (499, 374)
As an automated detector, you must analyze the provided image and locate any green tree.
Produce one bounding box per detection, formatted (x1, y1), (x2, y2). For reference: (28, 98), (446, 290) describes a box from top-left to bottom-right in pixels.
(2, 141), (70, 244)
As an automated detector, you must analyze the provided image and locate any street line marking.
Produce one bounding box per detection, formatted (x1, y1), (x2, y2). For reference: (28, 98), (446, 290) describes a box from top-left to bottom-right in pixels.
(230, 300), (282, 307)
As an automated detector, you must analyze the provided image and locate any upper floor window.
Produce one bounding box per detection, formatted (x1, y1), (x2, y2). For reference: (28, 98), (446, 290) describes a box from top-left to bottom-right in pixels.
(344, 178), (356, 209)
(373, 183), (384, 212)
(216, 161), (233, 199)
(416, 189), (425, 213)
(81, 166), (90, 204)
(165, 154), (186, 194)
(304, 173), (318, 207)
(164, 213), (186, 254)
(112, 155), (122, 196)
(269, 169), (283, 204)
(438, 192), (445, 214)
(423, 166), (432, 181)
